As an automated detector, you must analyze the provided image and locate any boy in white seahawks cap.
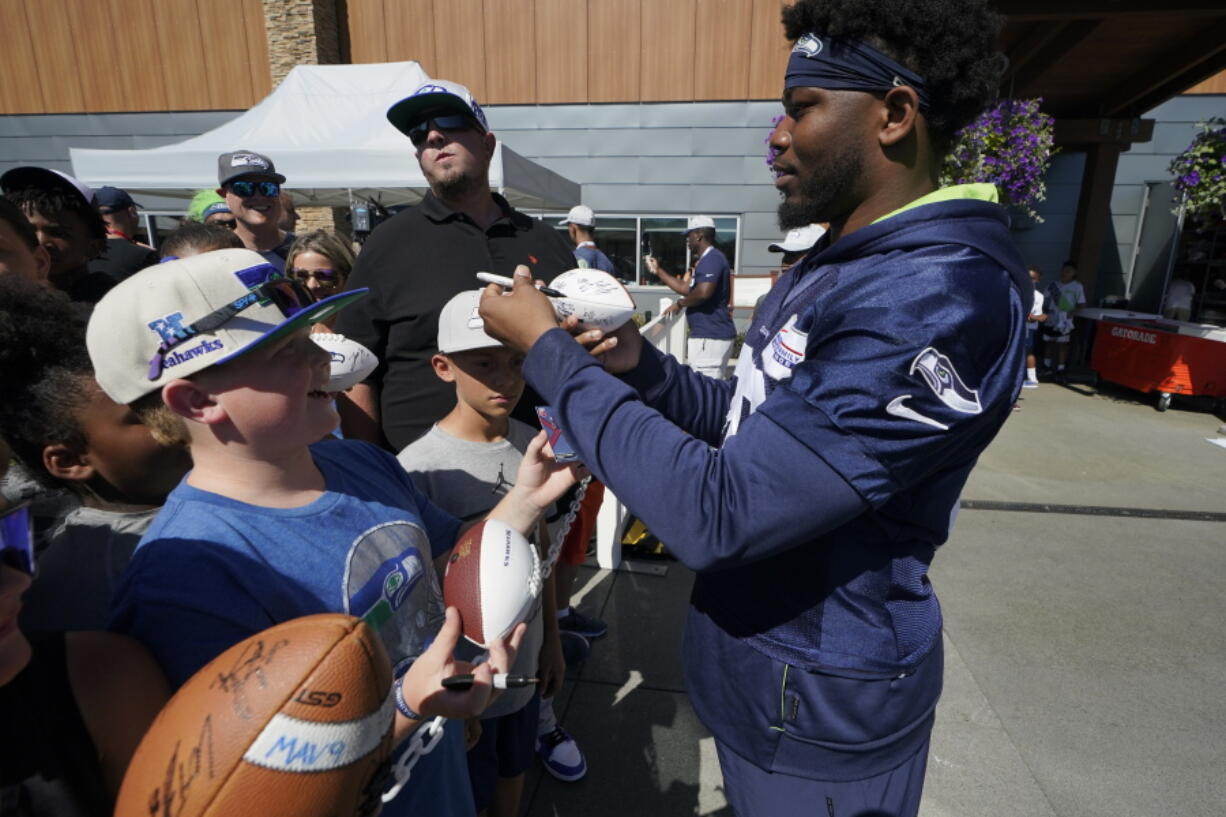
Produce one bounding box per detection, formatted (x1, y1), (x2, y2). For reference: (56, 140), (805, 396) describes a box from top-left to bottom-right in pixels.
(91, 249), (578, 817)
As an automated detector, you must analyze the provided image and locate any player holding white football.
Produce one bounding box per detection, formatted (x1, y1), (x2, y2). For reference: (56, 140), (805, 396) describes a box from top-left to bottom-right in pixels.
(479, 1), (1030, 815)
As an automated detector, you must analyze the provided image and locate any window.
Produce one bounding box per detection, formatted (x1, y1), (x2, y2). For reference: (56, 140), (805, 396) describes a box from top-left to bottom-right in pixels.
(551, 214), (739, 286)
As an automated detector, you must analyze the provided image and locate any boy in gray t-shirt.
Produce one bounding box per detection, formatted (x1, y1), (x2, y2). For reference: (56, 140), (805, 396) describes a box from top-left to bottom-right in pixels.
(397, 290), (566, 817)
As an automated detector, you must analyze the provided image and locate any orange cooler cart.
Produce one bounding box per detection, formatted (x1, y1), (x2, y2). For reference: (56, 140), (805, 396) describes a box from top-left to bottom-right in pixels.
(1090, 317), (1226, 411)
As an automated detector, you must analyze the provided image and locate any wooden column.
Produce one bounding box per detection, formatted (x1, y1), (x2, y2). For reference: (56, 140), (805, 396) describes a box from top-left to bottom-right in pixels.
(1068, 142), (1124, 301)
(1055, 118), (1156, 303)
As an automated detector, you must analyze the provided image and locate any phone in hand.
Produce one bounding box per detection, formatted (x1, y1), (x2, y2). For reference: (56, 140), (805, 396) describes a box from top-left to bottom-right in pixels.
(640, 233), (652, 260)
(535, 406), (579, 463)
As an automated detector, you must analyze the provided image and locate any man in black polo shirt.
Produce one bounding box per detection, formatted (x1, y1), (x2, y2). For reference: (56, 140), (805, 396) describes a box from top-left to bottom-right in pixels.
(334, 80), (575, 449)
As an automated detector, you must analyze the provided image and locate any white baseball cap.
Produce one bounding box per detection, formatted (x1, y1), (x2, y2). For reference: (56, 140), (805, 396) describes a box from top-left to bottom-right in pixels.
(683, 216), (716, 234)
(559, 205), (595, 227)
(387, 79), (489, 138)
(87, 248), (368, 404)
(437, 289), (502, 354)
(768, 224), (826, 253)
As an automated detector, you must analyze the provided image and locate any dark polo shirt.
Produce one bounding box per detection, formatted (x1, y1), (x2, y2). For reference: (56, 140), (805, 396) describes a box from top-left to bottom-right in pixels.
(88, 237), (158, 282)
(334, 191), (576, 450)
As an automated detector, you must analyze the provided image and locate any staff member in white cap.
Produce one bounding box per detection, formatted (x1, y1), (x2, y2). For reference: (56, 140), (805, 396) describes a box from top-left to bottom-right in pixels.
(647, 216), (738, 379)
(769, 222), (827, 267)
(559, 205), (616, 275)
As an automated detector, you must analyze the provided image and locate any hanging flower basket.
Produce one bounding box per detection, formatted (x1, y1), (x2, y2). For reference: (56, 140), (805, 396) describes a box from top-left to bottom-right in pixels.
(1168, 117), (1226, 218)
(940, 98), (1057, 223)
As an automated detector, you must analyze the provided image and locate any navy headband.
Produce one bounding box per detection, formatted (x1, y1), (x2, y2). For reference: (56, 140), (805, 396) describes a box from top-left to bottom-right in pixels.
(786, 33), (930, 112)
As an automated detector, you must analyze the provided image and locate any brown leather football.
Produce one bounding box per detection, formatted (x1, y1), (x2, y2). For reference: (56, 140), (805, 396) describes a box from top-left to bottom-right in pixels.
(114, 614), (395, 817)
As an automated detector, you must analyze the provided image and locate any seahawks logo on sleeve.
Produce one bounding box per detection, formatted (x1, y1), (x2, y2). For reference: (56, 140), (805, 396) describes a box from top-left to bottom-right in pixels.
(886, 347), (982, 431)
(909, 347), (982, 414)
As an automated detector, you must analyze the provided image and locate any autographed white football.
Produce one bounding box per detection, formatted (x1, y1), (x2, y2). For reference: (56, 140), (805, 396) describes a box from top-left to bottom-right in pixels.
(443, 519), (541, 648)
(312, 333), (378, 392)
(549, 268), (636, 332)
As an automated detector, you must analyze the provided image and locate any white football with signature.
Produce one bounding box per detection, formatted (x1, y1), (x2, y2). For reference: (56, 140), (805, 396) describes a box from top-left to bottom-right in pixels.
(549, 268), (636, 332)
(444, 519), (541, 648)
(312, 333), (378, 393)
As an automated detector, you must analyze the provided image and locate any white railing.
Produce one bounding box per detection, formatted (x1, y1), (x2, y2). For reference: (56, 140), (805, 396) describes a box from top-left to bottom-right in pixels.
(594, 298), (685, 568)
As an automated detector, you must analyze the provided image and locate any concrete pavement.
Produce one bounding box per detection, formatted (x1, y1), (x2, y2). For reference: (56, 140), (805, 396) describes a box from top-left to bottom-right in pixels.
(523, 382), (1226, 817)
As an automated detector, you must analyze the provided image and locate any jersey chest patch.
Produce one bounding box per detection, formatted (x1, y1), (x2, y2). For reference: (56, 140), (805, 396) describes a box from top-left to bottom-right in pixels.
(762, 314), (808, 382)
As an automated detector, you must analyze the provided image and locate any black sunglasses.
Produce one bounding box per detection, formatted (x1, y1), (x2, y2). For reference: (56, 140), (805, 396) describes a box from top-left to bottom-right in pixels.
(212, 218), (238, 230)
(408, 115), (475, 147)
(228, 180), (281, 199)
(146, 273), (315, 380)
(289, 267), (343, 287)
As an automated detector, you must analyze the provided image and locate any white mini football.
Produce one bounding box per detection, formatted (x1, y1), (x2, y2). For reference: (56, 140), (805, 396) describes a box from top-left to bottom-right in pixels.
(312, 333), (378, 392)
(549, 268), (636, 332)
(443, 519), (541, 648)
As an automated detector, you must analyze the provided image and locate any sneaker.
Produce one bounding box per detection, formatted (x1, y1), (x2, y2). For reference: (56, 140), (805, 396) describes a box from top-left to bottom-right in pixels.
(1022, 379), (1040, 389)
(559, 630), (590, 666)
(537, 726), (587, 781)
(558, 607), (608, 639)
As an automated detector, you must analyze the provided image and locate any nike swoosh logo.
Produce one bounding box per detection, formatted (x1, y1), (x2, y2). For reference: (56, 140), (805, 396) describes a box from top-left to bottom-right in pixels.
(886, 395), (949, 431)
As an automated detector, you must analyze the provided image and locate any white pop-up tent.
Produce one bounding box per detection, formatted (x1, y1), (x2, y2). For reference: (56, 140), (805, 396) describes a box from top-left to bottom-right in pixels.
(69, 61), (579, 211)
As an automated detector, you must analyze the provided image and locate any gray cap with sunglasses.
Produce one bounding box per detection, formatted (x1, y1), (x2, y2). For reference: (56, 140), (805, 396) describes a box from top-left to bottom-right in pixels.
(386, 79), (489, 140)
(217, 150), (286, 186)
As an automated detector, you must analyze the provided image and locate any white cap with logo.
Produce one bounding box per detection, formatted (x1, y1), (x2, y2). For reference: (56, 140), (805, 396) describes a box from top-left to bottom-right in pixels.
(768, 223), (826, 253)
(559, 205), (595, 227)
(387, 79), (490, 138)
(436, 289), (502, 354)
(87, 248), (368, 404)
(683, 215), (716, 234)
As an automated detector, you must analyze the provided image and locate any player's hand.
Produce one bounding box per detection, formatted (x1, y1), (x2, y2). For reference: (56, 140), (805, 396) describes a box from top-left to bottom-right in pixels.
(399, 607), (525, 721)
(578, 319), (643, 375)
(479, 265), (559, 355)
(537, 627), (566, 700)
(644, 255), (660, 275)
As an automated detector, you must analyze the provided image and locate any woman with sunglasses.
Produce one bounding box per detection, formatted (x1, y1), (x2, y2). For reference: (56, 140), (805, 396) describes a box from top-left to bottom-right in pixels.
(286, 229), (356, 332)
(1, 437), (170, 816)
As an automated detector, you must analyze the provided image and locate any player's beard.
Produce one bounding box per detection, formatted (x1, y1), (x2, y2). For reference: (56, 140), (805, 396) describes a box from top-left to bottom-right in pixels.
(777, 142), (863, 231)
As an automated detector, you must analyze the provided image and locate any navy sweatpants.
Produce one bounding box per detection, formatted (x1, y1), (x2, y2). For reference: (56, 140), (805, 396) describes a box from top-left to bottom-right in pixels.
(715, 734), (931, 817)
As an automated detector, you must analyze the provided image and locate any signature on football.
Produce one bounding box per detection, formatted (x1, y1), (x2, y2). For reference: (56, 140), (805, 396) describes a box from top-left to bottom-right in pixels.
(209, 637), (290, 719)
(151, 715), (215, 817)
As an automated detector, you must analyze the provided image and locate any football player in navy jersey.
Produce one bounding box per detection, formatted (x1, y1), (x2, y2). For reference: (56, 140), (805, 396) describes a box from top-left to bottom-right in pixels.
(479, 1), (1030, 814)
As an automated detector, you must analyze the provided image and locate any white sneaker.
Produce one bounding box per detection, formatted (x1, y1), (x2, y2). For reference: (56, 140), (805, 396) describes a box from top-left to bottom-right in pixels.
(537, 726), (587, 781)
(1022, 380), (1040, 389)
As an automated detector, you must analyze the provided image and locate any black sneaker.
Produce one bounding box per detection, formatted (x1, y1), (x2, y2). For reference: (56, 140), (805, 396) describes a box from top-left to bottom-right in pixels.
(558, 607), (608, 640)
(559, 630), (590, 666)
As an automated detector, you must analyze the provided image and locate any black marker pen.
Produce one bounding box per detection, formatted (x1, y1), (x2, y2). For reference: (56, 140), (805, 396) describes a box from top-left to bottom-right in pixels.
(476, 272), (565, 299)
(442, 673), (539, 691)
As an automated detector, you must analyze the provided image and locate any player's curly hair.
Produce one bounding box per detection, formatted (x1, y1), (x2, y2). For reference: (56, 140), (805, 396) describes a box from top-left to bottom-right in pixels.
(781, 0), (1005, 154)
(0, 278), (94, 487)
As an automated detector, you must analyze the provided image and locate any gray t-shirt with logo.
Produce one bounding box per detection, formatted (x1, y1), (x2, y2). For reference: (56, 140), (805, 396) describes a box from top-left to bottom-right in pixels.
(397, 419), (546, 718)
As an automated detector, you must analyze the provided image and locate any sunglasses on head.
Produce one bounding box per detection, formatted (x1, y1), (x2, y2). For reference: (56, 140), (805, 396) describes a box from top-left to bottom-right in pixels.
(289, 267), (343, 287)
(0, 502), (33, 576)
(408, 114), (475, 147)
(146, 270), (316, 380)
(227, 180), (281, 199)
